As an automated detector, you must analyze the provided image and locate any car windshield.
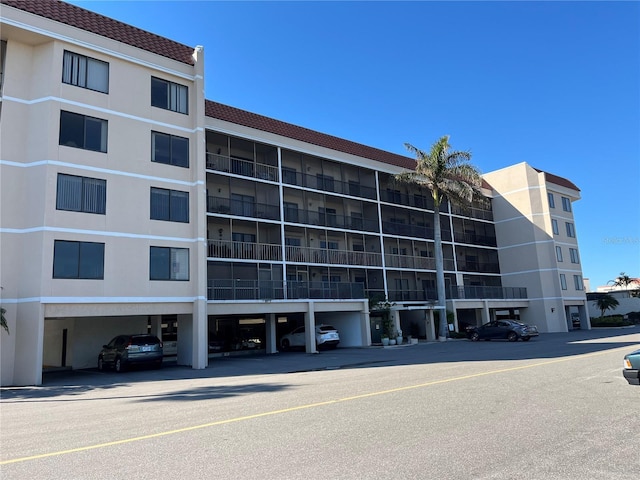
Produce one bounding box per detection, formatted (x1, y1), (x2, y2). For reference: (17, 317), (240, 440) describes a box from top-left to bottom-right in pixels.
(131, 336), (160, 345)
(318, 325), (337, 332)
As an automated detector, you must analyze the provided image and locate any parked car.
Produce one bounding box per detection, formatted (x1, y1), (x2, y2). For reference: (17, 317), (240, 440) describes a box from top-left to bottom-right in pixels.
(281, 324), (340, 350)
(467, 320), (539, 342)
(98, 334), (163, 372)
(623, 348), (640, 385)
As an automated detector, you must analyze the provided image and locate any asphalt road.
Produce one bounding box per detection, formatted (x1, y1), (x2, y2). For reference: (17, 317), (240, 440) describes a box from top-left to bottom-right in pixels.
(1, 327), (639, 480)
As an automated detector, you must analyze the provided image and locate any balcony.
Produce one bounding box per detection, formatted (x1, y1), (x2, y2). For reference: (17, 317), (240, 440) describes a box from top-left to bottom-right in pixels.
(447, 286), (527, 300)
(456, 261), (500, 274)
(207, 195), (280, 221)
(386, 285), (528, 302)
(206, 153), (279, 182)
(453, 232), (497, 247)
(286, 245), (382, 266)
(382, 221), (452, 242)
(283, 171), (377, 200)
(384, 254), (455, 271)
(284, 208), (379, 232)
(207, 280), (365, 301)
(207, 240), (282, 261)
(451, 204), (494, 221)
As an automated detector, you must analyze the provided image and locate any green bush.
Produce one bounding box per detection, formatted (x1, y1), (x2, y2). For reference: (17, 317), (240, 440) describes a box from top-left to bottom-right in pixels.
(590, 315), (634, 327)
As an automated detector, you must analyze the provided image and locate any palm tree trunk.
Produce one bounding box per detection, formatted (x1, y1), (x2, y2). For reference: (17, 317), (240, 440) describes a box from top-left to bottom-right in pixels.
(433, 205), (447, 341)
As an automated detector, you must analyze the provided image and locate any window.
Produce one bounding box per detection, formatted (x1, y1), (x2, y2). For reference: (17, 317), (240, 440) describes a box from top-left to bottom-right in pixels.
(555, 246), (563, 262)
(59, 111), (107, 152)
(574, 275), (584, 291)
(282, 167), (297, 185)
(552, 219), (559, 235)
(53, 240), (104, 279)
(548, 193), (555, 209)
(283, 202), (299, 223)
(151, 77), (188, 114)
(570, 248), (580, 263)
(150, 247), (189, 280)
(316, 174), (335, 192)
(230, 193), (255, 217)
(150, 187), (189, 223)
(151, 131), (189, 167)
(562, 196), (572, 212)
(559, 274), (567, 290)
(566, 222), (576, 238)
(57, 173), (106, 214)
(62, 50), (109, 93)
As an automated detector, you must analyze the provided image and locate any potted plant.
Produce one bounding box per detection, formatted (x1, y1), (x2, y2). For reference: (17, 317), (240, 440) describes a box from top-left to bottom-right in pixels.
(381, 333), (390, 346)
(396, 329), (403, 345)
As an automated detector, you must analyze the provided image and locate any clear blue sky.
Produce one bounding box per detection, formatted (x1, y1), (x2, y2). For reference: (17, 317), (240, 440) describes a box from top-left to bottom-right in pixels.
(69, 0), (639, 289)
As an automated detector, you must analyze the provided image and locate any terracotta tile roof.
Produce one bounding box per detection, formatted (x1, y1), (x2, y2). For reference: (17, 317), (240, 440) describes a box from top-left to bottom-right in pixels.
(534, 168), (580, 191)
(205, 100), (417, 170)
(1, 0), (195, 65)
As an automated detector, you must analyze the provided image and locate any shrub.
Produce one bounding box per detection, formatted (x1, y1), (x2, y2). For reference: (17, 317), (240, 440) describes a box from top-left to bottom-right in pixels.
(590, 315), (634, 327)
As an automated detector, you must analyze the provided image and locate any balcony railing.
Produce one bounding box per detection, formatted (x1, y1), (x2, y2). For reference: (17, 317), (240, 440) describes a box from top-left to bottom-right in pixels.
(207, 195), (280, 221)
(386, 286), (528, 302)
(382, 221), (452, 242)
(286, 245), (382, 266)
(456, 261), (500, 274)
(207, 280), (365, 301)
(447, 286), (528, 300)
(453, 232), (497, 247)
(384, 254), (456, 271)
(450, 204), (493, 221)
(207, 240), (282, 261)
(379, 190), (440, 210)
(285, 208), (379, 232)
(206, 153), (279, 182)
(283, 171), (377, 200)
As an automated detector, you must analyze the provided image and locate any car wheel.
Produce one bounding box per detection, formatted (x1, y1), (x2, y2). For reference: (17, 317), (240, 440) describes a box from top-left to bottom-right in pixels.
(470, 332), (480, 342)
(281, 339), (290, 351)
(114, 357), (125, 372)
(522, 336), (531, 342)
(97, 356), (104, 371)
(507, 332), (518, 342)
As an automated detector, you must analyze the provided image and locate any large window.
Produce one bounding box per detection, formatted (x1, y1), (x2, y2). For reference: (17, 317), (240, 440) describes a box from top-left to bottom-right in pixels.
(56, 173), (106, 214)
(59, 111), (107, 152)
(559, 274), (567, 290)
(53, 240), (104, 279)
(151, 131), (189, 167)
(570, 248), (580, 264)
(556, 246), (563, 262)
(566, 222), (576, 238)
(548, 193), (555, 209)
(150, 246), (189, 280)
(150, 187), (189, 223)
(562, 196), (572, 212)
(552, 219), (559, 235)
(574, 275), (584, 291)
(151, 77), (188, 114)
(62, 50), (109, 93)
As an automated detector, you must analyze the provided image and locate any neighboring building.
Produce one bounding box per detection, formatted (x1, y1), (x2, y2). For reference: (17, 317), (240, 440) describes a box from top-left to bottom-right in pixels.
(0, 0), (588, 386)
(483, 163), (589, 332)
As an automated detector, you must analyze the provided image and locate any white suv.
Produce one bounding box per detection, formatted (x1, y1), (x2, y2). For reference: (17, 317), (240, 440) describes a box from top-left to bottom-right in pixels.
(280, 325), (340, 350)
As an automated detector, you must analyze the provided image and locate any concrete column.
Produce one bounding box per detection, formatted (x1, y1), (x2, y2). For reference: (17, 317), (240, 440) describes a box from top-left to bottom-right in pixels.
(13, 302), (45, 386)
(304, 301), (317, 353)
(481, 301), (491, 325)
(265, 313), (277, 354)
(361, 308), (371, 346)
(149, 315), (162, 337)
(190, 301), (207, 369)
(425, 309), (436, 342)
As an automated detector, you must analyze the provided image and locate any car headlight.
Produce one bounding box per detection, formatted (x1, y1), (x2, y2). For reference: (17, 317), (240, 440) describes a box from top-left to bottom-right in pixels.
(624, 358), (633, 369)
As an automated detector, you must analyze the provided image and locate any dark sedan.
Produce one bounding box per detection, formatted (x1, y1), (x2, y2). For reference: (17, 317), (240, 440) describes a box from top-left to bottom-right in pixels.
(467, 320), (539, 342)
(623, 348), (640, 385)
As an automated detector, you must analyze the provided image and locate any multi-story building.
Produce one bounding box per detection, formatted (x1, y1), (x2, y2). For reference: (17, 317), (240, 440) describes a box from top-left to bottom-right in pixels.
(0, 0), (587, 386)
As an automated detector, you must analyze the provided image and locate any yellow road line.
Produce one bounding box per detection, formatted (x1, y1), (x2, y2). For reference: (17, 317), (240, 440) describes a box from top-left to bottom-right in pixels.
(0, 349), (615, 465)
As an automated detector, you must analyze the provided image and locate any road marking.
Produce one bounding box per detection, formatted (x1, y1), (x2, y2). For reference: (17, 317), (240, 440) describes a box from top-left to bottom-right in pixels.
(0, 349), (616, 465)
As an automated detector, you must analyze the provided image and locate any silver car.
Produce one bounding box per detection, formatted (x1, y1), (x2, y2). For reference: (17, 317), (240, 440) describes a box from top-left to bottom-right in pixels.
(281, 324), (340, 350)
(98, 334), (163, 372)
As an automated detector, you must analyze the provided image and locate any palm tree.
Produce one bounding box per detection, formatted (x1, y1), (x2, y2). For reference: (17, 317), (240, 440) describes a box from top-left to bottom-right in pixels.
(594, 294), (619, 318)
(395, 135), (482, 341)
(611, 272), (634, 289)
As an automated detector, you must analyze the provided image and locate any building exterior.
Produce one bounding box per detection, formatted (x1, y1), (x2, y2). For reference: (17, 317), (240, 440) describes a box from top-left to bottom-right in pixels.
(0, 0), (588, 386)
